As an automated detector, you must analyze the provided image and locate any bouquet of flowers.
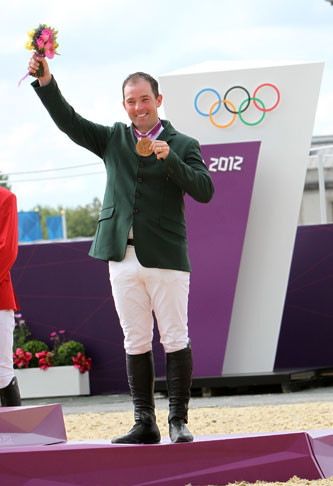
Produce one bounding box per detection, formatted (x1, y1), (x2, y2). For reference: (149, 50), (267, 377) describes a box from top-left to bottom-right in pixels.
(25, 24), (59, 77)
(18, 24), (59, 86)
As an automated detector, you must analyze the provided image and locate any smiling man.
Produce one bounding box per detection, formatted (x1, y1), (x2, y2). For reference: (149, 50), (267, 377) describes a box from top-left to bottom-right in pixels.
(28, 54), (214, 444)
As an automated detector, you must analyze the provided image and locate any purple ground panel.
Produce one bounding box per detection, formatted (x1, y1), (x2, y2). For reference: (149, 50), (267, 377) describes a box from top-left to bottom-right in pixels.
(307, 429), (333, 478)
(275, 224), (333, 370)
(0, 430), (329, 485)
(0, 404), (66, 447)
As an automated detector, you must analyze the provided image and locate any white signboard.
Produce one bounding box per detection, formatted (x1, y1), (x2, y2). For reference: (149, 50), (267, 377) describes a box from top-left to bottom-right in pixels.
(159, 61), (323, 374)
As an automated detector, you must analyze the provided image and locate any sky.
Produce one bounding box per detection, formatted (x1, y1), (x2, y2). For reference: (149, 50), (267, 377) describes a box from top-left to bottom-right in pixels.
(1, 0), (333, 211)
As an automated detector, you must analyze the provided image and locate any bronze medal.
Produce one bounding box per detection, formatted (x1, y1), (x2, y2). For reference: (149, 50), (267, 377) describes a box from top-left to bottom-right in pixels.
(136, 137), (153, 157)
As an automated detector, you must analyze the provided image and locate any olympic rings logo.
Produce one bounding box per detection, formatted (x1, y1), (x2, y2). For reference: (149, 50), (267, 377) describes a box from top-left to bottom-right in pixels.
(194, 83), (280, 128)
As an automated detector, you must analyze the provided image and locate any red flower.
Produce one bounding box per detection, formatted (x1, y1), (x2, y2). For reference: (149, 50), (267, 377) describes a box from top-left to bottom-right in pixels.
(36, 351), (53, 370)
(13, 348), (32, 368)
(72, 352), (92, 374)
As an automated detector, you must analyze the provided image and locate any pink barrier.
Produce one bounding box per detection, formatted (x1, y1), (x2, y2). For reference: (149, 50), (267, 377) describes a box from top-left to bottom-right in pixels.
(0, 404), (66, 448)
(307, 429), (333, 478)
(1, 406), (332, 485)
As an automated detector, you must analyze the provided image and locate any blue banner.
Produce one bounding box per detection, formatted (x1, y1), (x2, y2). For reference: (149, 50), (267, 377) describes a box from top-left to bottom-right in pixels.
(18, 212), (43, 242)
(46, 215), (64, 240)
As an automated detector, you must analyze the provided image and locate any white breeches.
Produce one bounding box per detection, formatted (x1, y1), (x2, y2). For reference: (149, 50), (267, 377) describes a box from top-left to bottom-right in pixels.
(0, 309), (15, 388)
(109, 246), (190, 355)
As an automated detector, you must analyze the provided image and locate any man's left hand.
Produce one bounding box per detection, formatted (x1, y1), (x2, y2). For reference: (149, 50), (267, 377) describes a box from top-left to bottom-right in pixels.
(150, 140), (170, 160)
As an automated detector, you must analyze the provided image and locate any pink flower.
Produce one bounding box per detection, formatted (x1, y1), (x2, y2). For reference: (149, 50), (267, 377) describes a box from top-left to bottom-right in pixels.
(13, 348), (32, 369)
(36, 37), (45, 50)
(72, 353), (92, 374)
(36, 32), (54, 58)
(45, 48), (55, 59)
(41, 29), (53, 42)
(44, 40), (54, 51)
(36, 351), (53, 370)
(59, 330), (65, 334)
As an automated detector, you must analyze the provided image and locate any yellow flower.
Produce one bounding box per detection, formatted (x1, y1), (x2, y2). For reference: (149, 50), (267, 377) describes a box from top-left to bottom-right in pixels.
(25, 40), (33, 50)
(27, 30), (35, 38)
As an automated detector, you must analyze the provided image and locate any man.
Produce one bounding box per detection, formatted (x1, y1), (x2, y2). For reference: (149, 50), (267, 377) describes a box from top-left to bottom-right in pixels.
(28, 55), (214, 443)
(0, 186), (21, 407)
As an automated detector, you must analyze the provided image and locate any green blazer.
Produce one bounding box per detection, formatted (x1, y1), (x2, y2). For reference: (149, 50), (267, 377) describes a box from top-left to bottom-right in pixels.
(32, 77), (214, 272)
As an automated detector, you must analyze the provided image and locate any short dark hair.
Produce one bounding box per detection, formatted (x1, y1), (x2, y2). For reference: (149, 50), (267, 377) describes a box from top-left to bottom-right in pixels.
(122, 72), (159, 100)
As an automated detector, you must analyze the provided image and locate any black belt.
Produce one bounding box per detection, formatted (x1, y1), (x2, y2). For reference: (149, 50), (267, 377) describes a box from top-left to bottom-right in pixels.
(127, 239), (135, 246)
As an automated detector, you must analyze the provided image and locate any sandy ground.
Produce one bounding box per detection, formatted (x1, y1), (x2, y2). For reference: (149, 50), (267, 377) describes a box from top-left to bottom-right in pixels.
(63, 401), (333, 486)
(220, 480), (333, 486)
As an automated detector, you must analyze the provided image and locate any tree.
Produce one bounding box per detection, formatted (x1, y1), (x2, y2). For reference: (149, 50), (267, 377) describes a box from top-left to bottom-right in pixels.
(66, 198), (102, 238)
(34, 197), (102, 239)
(0, 172), (11, 191)
(35, 205), (62, 239)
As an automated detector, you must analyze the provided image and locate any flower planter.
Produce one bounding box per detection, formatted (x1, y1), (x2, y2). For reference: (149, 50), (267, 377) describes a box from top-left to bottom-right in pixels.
(15, 366), (90, 399)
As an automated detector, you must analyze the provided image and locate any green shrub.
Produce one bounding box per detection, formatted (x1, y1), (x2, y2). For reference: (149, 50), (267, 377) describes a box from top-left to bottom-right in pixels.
(22, 340), (49, 368)
(56, 340), (85, 366)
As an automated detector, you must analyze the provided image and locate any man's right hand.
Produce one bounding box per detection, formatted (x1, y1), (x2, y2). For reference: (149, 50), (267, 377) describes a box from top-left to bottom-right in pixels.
(28, 54), (52, 87)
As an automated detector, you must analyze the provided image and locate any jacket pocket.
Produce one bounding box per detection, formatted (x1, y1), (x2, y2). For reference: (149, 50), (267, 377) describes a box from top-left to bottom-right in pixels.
(98, 207), (115, 222)
(159, 215), (186, 238)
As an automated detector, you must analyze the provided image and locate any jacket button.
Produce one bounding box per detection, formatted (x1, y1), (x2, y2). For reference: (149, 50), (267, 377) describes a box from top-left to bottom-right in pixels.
(137, 177), (143, 183)
(139, 162), (145, 168)
(133, 208), (139, 214)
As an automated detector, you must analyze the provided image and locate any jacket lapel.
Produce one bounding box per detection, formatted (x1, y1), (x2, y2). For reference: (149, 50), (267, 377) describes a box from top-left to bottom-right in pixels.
(157, 120), (177, 143)
(126, 125), (141, 157)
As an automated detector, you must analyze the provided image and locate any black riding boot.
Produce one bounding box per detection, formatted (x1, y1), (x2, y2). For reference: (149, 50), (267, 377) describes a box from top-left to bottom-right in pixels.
(112, 351), (160, 444)
(167, 344), (194, 443)
(0, 376), (21, 407)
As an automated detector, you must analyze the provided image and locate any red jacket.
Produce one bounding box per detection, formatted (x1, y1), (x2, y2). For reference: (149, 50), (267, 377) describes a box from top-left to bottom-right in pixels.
(0, 187), (19, 311)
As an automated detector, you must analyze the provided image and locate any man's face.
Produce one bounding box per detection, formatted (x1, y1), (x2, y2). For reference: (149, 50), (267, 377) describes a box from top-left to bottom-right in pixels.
(123, 79), (162, 133)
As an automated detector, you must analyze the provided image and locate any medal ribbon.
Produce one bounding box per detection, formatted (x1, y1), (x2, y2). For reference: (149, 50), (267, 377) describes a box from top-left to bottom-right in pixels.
(133, 119), (162, 140)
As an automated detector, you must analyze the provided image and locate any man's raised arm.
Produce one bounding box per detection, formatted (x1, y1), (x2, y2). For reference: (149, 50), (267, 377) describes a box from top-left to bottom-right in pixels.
(27, 54), (112, 159)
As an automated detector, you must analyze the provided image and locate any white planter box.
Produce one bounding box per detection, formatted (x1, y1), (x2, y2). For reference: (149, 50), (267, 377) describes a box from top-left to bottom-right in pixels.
(15, 366), (90, 399)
